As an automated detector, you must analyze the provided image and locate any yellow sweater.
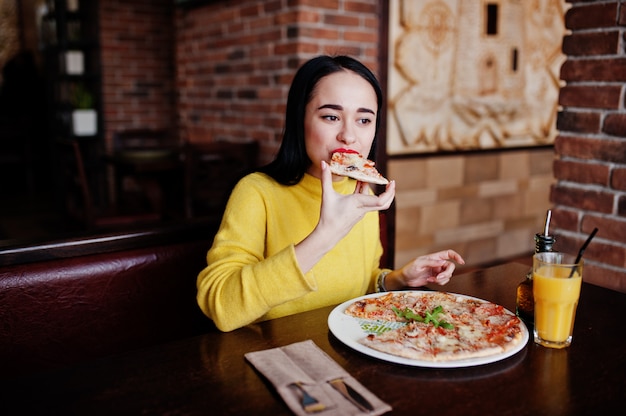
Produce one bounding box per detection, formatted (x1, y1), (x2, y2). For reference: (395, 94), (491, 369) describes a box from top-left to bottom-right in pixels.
(196, 172), (385, 332)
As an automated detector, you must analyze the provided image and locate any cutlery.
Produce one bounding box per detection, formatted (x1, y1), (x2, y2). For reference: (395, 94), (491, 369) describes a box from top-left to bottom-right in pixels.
(288, 382), (326, 413)
(329, 378), (374, 412)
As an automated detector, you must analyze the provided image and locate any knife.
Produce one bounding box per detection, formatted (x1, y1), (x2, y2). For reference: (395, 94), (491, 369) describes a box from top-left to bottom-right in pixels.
(328, 378), (374, 412)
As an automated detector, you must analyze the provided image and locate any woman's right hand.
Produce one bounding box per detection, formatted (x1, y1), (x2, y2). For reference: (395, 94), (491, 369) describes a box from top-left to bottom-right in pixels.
(294, 161), (395, 273)
(318, 160), (395, 241)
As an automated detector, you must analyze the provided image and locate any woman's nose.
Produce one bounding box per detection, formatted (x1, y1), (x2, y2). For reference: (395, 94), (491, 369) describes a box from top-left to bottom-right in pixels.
(338, 123), (357, 144)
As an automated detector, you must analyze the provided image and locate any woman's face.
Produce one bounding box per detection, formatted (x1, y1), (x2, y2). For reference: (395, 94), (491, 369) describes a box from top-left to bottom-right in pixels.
(304, 70), (378, 180)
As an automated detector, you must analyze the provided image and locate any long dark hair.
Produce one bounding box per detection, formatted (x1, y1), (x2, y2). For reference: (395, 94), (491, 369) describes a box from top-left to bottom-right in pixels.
(259, 55), (383, 185)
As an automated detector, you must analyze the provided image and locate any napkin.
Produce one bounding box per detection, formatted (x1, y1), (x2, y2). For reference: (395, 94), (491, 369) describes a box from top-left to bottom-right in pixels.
(245, 340), (392, 415)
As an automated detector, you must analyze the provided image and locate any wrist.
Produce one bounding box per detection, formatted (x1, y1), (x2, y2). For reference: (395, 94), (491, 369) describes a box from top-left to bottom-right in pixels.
(376, 270), (391, 292)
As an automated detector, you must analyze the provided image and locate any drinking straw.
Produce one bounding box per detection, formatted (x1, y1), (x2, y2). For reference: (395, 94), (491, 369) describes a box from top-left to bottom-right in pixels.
(569, 227), (598, 278)
(544, 210), (552, 236)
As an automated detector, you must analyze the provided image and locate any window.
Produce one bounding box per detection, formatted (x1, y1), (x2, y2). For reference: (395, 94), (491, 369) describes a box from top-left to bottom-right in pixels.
(486, 3), (498, 35)
(511, 48), (519, 72)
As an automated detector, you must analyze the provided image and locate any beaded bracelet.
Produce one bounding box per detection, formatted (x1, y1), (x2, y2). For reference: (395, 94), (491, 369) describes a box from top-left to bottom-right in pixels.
(376, 270), (390, 292)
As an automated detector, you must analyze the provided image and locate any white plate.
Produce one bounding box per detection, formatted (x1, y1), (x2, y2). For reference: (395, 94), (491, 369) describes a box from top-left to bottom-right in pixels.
(328, 290), (529, 368)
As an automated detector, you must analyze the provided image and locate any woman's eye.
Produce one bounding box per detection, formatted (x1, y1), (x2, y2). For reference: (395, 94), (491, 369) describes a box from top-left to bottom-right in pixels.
(359, 118), (372, 125)
(322, 115), (339, 121)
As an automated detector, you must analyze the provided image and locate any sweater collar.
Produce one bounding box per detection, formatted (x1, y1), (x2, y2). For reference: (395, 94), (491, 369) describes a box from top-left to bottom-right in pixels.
(301, 172), (355, 195)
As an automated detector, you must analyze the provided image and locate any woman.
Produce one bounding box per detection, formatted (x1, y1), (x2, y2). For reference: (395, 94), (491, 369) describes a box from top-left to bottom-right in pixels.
(197, 55), (464, 332)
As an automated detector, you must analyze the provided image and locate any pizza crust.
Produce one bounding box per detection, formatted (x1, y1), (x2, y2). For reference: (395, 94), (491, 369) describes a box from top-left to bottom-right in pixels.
(363, 335), (505, 362)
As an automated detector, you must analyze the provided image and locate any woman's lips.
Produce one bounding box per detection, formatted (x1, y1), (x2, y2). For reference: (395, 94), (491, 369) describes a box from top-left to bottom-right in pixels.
(330, 147), (359, 155)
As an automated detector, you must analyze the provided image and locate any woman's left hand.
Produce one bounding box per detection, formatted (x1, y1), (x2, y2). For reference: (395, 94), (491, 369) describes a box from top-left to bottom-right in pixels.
(385, 250), (466, 290)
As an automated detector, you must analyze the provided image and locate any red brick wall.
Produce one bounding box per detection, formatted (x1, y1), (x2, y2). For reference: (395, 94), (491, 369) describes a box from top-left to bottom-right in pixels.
(174, 0), (381, 164)
(554, 0), (626, 292)
(99, 0), (176, 151)
(94, 0), (626, 291)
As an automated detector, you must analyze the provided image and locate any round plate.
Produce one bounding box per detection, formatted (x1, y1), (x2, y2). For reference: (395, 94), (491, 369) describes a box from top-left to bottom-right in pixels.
(328, 290), (529, 368)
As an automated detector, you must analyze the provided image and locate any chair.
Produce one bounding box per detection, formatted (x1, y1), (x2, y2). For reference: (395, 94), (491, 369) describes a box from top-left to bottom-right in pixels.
(379, 210), (395, 269)
(112, 128), (179, 155)
(184, 139), (258, 220)
(108, 129), (184, 219)
(68, 140), (161, 230)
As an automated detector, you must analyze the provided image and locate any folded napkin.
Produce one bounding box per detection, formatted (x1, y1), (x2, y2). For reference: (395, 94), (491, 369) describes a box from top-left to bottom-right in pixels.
(245, 340), (392, 415)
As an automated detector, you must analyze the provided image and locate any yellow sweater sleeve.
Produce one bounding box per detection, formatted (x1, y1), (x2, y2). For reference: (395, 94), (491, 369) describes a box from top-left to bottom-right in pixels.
(197, 173), (384, 332)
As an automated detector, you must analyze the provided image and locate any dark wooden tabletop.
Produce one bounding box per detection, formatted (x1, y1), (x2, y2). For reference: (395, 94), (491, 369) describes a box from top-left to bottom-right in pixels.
(2, 262), (625, 415)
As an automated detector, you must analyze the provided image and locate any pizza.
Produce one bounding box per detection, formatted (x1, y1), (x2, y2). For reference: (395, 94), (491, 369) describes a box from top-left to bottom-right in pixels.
(329, 148), (389, 185)
(343, 291), (525, 362)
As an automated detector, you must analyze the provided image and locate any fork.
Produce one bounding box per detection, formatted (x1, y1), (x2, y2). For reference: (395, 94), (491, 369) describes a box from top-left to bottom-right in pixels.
(288, 382), (326, 413)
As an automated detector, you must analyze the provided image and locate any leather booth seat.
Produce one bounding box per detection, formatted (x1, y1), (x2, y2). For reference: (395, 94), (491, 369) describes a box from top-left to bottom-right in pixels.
(0, 221), (218, 380)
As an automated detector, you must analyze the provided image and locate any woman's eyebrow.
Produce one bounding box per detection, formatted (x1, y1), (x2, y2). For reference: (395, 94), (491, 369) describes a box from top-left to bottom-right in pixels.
(318, 104), (375, 115)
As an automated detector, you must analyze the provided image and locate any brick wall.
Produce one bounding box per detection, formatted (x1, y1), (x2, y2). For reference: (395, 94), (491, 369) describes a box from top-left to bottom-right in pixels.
(99, 0), (176, 151)
(554, 0), (626, 292)
(174, 0), (381, 164)
(94, 0), (626, 292)
(170, 0), (555, 275)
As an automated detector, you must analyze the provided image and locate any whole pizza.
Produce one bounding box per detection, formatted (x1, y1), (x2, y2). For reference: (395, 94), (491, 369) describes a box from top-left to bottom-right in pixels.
(343, 291), (526, 362)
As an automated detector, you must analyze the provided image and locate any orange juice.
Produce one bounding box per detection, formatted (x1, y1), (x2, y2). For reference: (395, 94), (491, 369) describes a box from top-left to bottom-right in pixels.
(533, 256), (582, 348)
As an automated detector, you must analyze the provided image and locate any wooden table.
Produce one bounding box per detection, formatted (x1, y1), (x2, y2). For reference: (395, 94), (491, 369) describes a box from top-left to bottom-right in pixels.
(2, 262), (625, 415)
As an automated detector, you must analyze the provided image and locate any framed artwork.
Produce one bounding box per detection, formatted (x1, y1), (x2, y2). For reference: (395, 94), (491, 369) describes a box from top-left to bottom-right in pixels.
(386, 0), (568, 155)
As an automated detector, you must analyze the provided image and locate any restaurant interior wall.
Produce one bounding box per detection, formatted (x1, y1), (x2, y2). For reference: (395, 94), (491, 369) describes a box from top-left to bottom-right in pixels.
(96, 0), (178, 220)
(552, 1), (626, 293)
(99, 0), (177, 151)
(89, 0), (626, 293)
(174, 0), (381, 161)
(171, 0), (552, 273)
(4, 0), (624, 292)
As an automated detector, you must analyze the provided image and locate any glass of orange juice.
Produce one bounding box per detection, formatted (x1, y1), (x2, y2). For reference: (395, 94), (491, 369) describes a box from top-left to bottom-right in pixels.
(533, 252), (583, 348)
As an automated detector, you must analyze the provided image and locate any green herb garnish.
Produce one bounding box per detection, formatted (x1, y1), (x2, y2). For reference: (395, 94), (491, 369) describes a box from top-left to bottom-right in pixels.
(392, 305), (454, 329)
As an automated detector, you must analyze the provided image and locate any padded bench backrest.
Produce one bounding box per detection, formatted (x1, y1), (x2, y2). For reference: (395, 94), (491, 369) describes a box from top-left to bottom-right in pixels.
(0, 238), (215, 379)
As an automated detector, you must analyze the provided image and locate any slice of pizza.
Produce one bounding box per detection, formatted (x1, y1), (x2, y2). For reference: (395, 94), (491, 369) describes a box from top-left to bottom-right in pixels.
(329, 148), (389, 185)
